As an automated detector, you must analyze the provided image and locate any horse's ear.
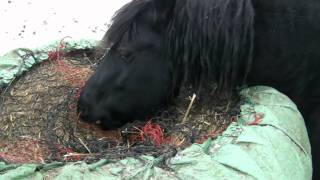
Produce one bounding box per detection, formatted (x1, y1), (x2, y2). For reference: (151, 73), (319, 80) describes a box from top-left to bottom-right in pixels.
(153, 0), (176, 18)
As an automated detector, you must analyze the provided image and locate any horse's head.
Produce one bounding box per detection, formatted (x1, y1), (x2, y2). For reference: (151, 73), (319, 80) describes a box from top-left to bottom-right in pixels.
(77, 0), (176, 130)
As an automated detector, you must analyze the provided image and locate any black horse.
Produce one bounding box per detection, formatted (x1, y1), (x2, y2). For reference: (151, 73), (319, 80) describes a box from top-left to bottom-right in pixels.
(78, 0), (320, 178)
(77, 0), (175, 129)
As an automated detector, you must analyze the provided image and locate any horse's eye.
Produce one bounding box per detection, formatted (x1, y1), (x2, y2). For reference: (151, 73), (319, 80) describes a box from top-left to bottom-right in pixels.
(119, 49), (133, 60)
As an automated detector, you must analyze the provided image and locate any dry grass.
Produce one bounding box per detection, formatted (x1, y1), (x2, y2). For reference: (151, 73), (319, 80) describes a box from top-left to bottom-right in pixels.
(0, 51), (239, 164)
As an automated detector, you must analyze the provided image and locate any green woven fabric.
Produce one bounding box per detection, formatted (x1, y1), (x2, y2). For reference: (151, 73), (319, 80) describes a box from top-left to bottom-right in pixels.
(0, 84), (312, 179)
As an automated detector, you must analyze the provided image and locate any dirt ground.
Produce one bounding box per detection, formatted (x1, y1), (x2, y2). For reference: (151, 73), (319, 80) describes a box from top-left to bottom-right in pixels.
(0, 50), (240, 164)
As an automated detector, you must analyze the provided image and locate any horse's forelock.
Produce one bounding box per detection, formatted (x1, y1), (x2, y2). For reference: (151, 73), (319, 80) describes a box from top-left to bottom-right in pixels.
(101, 0), (151, 49)
(101, 0), (175, 50)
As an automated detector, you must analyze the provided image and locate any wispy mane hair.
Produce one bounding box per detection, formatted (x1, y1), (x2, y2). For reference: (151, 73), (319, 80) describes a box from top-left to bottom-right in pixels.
(99, 0), (255, 94)
(100, 0), (151, 49)
(166, 0), (255, 92)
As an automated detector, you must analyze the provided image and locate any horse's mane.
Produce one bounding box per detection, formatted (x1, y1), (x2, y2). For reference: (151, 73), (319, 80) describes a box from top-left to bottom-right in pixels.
(166, 0), (255, 92)
(100, 0), (151, 49)
(100, 0), (255, 93)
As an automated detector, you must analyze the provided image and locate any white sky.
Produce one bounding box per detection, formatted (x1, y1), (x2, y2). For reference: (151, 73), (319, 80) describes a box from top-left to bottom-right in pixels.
(0, 0), (130, 55)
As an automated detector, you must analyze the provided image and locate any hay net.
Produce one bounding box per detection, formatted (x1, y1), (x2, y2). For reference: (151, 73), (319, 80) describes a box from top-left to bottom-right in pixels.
(0, 38), (237, 164)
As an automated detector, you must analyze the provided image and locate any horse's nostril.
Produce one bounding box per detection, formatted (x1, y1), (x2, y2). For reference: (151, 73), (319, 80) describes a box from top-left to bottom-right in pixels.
(79, 113), (92, 122)
(77, 102), (89, 114)
(81, 109), (90, 117)
(78, 107), (99, 123)
(77, 105), (89, 118)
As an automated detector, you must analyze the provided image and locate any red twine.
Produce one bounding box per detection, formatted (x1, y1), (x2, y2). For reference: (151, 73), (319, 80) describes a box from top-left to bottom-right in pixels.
(54, 144), (81, 161)
(47, 36), (87, 88)
(196, 124), (228, 144)
(247, 113), (264, 125)
(130, 121), (172, 147)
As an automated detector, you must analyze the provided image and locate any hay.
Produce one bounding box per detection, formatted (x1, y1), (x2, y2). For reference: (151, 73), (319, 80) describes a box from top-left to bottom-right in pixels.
(0, 50), (239, 164)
